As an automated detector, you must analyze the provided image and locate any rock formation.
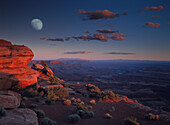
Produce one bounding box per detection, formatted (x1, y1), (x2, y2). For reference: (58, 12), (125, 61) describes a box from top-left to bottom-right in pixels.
(0, 39), (39, 89)
(0, 108), (38, 125)
(0, 90), (21, 108)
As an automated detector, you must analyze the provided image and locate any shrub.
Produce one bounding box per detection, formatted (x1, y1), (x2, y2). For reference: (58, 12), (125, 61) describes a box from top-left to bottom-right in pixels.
(67, 114), (81, 123)
(49, 76), (61, 85)
(105, 113), (112, 119)
(22, 96), (28, 101)
(77, 104), (89, 111)
(64, 99), (71, 106)
(76, 110), (94, 119)
(54, 87), (69, 98)
(41, 117), (57, 125)
(90, 99), (96, 105)
(46, 88), (56, 102)
(29, 104), (38, 108)
(76, 98), (81, 103)
(34, 109), (45, 118)
(99, 90), (119, 101)
(41, 61), (48, 68)
(145, 113), (159, 120)
(18, 102), (26, 108)
(63, 83), (71, 88)
(22, 88), (38, 97)
(0, 105), (6, 117)
(71, 97), (76, 102)
(86, 84), (100, 93)
(89, 92), (98, 98)
(124, 117), (139, 125)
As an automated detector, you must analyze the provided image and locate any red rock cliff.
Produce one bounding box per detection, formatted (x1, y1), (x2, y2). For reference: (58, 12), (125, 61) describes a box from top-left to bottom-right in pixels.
(0, 39), (39, 89)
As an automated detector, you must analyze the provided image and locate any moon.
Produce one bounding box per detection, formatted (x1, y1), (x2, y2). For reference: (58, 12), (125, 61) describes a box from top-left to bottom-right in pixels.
(31, 19), (43, 30)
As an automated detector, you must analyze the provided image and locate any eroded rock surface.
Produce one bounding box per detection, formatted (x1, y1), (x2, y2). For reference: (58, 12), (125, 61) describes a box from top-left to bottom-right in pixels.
(0, 108), (38, 125)
(0, 39), (39, 89)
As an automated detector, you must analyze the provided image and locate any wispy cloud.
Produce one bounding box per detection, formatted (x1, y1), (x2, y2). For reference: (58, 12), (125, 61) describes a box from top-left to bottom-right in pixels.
(64, 51), (93, 54)
(144, 6), (164, 11)
(104, 52), (135, 55)
(145, 22), (160, 28)
(76, 9), (119, 20)
(47, 38), (64, 42)
(106, 24), (114, 27)
(97, 29), (118, 34)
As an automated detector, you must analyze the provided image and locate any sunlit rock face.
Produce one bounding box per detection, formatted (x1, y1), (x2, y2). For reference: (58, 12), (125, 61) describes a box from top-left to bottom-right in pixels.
(0, 39), (34, 69)
(0, 39), (39, 89)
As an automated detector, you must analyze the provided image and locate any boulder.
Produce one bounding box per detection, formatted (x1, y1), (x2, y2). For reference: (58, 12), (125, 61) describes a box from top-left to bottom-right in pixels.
(42, 67), (54, 77)
(0, 39), (39, 89)
(0, 108), (38, 125)
(0, 66), (39, 89)
(0, 90), (21, 108)
(0, 40), (34, 69)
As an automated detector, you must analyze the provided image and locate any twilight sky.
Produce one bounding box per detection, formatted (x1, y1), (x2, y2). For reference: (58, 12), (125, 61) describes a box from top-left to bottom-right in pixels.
(0, 0), (170, 61)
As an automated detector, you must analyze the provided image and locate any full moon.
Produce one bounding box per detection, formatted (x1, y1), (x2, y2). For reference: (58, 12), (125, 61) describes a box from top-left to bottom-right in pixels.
(31, 19), (43, 30)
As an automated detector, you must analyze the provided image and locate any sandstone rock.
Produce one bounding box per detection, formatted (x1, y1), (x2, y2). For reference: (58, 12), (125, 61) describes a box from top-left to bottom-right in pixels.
(0, 108), (38, 125)
(32, 64), (44, 70)
(0, 39), (34, 69)
(0, 90), (21, 108)
(0, 39), (39, 89)
(42, 67), (54, 76)
(0, 66), (39, 89)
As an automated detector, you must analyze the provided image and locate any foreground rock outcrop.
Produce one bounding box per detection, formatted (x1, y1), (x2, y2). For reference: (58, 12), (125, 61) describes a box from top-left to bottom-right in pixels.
(0, 39), (39, 89)
(0, 108), (38, 125)
(0, 90), (21, 108)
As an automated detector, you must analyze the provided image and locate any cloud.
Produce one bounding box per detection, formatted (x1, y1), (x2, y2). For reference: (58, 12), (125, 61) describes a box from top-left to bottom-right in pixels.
(144, 6), (164, 11)
(97, 29), (118, 33)
(109, 33), (127, 37)
(64, 51), (93, 54)
(151, 15), (160, 18)
(104, 52), (135, 55)
(72, 33), (108, 42)
(106, 24), (114, 27)
(93, 33), (108, 41)
(145, 22), (160, 27)
(76, 9), (119, 20)
(111, 36), (125, 40)
(40, 37), (47, 40)
(47, 38), (64, 42)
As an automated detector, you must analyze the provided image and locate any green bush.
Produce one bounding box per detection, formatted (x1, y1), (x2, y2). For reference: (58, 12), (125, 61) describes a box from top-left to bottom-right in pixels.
(67, 114), (81, 123)
(77, 104), (89, 111)
(124, 117), (139, 125)
(0, 105), (6, 117)
(29, 104), (38, 108)
(41, 117), (57, 125)
(34, 109), (45, 118)
(54, 87), (69, 98)
(99, 90), (119, 101)
(76, 110), (94, 119)
(49, 76), (61, 85)
(18, 102), (26, 108)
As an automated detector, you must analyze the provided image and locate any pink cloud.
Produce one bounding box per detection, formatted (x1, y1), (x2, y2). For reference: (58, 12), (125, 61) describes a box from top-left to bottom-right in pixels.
(145, 22), (160, 28)
(76, 9), (119, 20)
(64, 51), (93, 54)
(144, 6), (164, 11)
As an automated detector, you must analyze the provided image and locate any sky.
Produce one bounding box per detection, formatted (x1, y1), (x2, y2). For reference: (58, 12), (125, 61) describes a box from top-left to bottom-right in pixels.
(0, 0), (170, 61)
